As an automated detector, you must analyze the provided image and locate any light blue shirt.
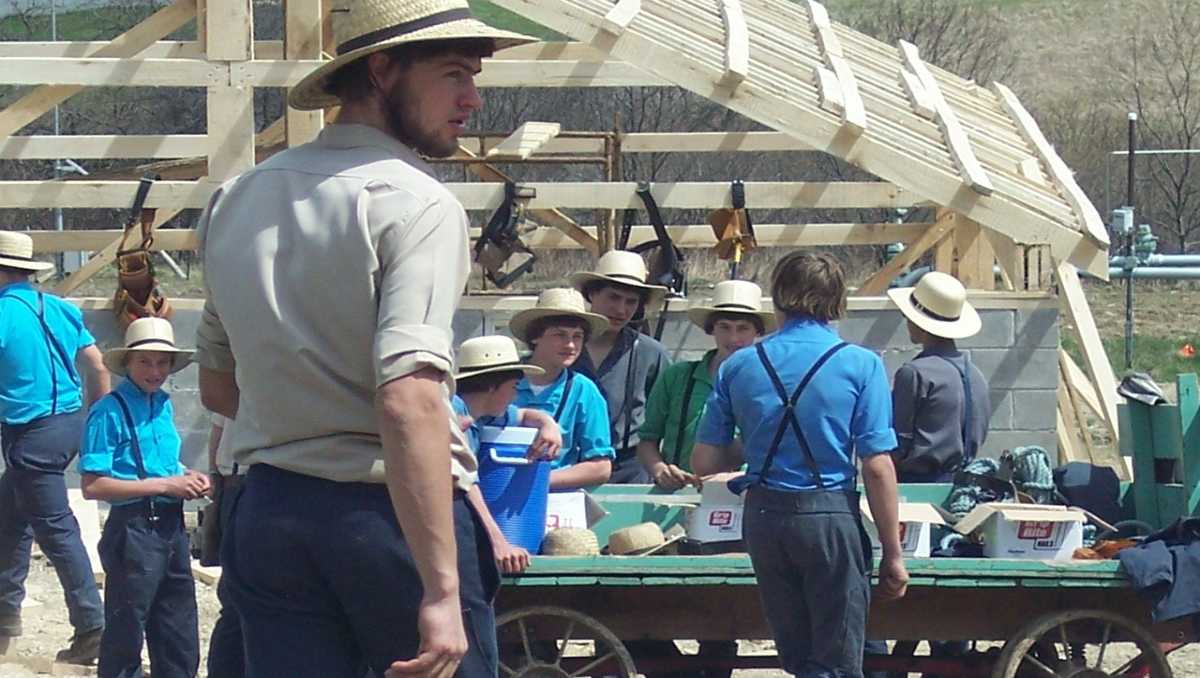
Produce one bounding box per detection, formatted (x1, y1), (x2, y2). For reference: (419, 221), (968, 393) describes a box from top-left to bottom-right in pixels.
(514, 369), (614, 470)
(0, 282), (93, 424)
(697, 316), (897, 492)
(79, 379), (184, 505)
(450, 394), (519, 456)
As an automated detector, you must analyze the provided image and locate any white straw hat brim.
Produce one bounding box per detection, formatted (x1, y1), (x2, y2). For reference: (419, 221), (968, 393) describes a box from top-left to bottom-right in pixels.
(453, 362), (543, 381)
(0, 255), (54, 272)
(887, 287), (982, 340)
(102, 343), (194, 377)
(509, 307), (610, 343)
(288, 19), (539, 111)
(686, 305), (777, 333)
(569, 271), (669, 308)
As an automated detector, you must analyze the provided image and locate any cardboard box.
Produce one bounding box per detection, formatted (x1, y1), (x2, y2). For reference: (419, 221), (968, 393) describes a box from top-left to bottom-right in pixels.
(954, 503), (1085, 560)
(685, 473), (745, 543)
(859, 500), (947, 558)
(544, 491), (606, 531)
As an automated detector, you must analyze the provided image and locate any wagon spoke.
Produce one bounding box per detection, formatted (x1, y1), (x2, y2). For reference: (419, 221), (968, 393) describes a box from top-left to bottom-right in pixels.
(1021, 654), (1062, 678)
(518, 619), (534, 663)
(569, 650), (617, 677)
(1111, 654), (1147, 676)
(1094, 621), (1113, 669)
(1057, 623), (1071, 660)
(555, 619), (577, 666)
(498, 659), (517, 677)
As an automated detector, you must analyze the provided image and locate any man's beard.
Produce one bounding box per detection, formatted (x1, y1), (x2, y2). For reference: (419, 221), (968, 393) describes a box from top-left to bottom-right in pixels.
(384, 81), (459, 158)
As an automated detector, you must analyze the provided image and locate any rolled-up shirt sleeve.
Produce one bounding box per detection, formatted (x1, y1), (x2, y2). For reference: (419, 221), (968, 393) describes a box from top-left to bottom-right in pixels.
(369, 185), (469, 387)
(852, 356), (899, 457)
(696, 362), (736, 446)
(78, 405), (120, 476)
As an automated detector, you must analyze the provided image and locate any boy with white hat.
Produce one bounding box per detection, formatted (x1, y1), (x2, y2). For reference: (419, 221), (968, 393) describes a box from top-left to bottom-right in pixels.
(452, 335), (562, 574)
(78, 317), (210, 678)
(638, 279), (775, 489)
(887, 271), (991, 482)
(570, 250), (673, 483)
(0, 231), (108, 664)
(509, 288), (615, 490)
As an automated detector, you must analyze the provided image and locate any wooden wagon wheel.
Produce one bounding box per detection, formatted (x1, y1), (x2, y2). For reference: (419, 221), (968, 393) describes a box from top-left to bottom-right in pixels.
(496, 605), (637, 678)
(992, 609), (1172, 678)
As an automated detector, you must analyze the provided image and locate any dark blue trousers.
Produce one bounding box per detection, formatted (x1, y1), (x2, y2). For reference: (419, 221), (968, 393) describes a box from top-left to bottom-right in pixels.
(98, 502), (199, 678)
(206, 474), (246, 678)
(0, 411), (104, 633)
(744, 487), (872, 678)
(223, 464), (500, 678)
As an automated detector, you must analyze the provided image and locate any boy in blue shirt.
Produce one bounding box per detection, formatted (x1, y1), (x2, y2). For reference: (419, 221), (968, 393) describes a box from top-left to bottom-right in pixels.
(79, 318), (209, 678)
(452, 335), (561, 574)
(509, 289), (615, 490)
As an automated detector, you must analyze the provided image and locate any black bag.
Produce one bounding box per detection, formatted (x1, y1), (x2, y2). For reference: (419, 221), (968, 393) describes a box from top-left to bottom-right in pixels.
(1053, 461), (1122, 525)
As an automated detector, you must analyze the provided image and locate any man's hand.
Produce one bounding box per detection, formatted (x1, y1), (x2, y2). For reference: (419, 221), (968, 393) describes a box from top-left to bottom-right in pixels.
(493, 535), (532, 574)
(650, 462), (696, 491)
(876, 554), (909, 601)
(385, 595), (467, 678)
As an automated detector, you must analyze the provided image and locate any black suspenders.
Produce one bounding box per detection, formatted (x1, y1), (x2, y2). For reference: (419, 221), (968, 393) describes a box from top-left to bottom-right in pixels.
(936, 354), (977, 463)
(111, 391), (160, 521)
(669, 360), (703, 466)
(552, 370), (575, 422)
(750, 342), (849, 490)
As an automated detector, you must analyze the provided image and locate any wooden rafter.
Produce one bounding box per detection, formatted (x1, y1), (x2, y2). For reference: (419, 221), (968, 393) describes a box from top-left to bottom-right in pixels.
(855, 209), (960, 296)
(1055, 260), (1121, 445)
(601, 0), (641, 35)
(718, 0), (749, 86)
(485, 122), (563, 161)
(807, 0), (865, 136)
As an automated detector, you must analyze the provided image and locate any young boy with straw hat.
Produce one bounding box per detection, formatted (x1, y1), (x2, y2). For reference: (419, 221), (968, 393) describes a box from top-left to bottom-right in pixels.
(192, 0), (539, 674)
(0, 231), (108, 665)
(638, 279), (775, 490)
(569, 250), (672, 483)
(509, 288), (615, 491)
(451, 335), (562, 574)
(887, 271), (991, 482)
(78, 317), (210, 678)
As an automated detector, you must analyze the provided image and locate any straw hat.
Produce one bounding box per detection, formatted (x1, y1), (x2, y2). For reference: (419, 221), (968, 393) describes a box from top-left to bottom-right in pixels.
(686, 280), (776, 333)
(288, 0), (538, 110)
(509, 288), (609, 344)
(102, 317), (195, 376)
(541, 527), (600, 556)
(607, 522), (685, 556)
(454, 335), (543, 381)
(568, 250), (668, 308)
(887, 271), (981, 340)
(0, 231), (53, 273)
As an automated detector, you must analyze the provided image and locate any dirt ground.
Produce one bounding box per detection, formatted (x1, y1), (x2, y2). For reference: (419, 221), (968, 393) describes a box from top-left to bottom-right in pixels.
(4, 553), (1200, 677)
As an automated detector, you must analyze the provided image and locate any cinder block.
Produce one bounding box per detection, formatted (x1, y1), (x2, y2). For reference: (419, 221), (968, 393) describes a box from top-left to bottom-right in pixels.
(986, 389), (1014, 431)
(959, 310), (1015, 349)
(1015, 308), (1059, 349)
(969, 348), (1058, 390)
(1011, 389), (1059, 431)
(980, 430), (1057, 460)
(836, 310), (909, 351)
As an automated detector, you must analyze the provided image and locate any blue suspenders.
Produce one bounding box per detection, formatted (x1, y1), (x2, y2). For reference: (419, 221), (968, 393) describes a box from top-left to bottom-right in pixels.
(731, 341), (849, 493)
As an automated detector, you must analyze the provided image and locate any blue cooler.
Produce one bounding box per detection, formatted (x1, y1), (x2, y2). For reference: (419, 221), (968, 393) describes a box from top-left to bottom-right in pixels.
(477, 426), (551, 553)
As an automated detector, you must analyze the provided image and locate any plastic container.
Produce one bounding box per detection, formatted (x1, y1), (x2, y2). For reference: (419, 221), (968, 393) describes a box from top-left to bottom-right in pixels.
(476, 426), (551, 553)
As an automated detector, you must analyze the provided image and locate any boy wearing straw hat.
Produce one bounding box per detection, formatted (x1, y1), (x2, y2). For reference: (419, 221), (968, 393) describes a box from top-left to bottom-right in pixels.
(0, 231), (108, 664)
(887, 272), (990, 483)
(452, 335), (562, 574)
(638, 279), (775, 490)
(78, 317), (209, 678)
(509, 288), (615, 491)
(570, 250), (673, 483)
(192, 1), (538, 675)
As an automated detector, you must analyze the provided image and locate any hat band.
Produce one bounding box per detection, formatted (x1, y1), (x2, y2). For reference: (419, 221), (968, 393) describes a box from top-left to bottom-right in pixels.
(0, 251), (34, 261)
(714, 302), (756, 311)
(910, 291), (960, 322)
(128, 338), (177, 349)
(337, 8), (473, 55)
(607, 272), (647, 285)
(462, 358), (522, 372)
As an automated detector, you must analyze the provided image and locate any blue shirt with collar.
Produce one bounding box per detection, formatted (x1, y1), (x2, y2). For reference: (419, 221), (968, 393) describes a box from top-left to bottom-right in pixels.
(696, 316), (897, 492)
(79, 379), (185, 505)
(513, 369), (614, 470)
(450, 394), (520, 456)
(0, 281), (94, 424)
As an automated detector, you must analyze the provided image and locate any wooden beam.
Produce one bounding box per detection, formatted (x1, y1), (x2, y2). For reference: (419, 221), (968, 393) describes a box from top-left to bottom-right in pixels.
(485, 122), (563, 161)
(231, 58), (669, 88)
(1056, 395), (1084, 465)
(993, 82), (1110, 248)
(718, 0), (749, 86)
(1060, 353), (1130, 479)
(1055, 260), (1121, 445)
(807, 0), (865, 136)
(601, 0), (642, 35)
(953, 216), (994, 290)
(855, 211), (960, 296)
(0, 57), (220, 87)
(1059, 349), (1104, 423)
(0, 135), (209, 159)
(899, 40), (993, 196)
(206, 85), (256, 181)
(0, 39), (286, 59)
(0, 0), (197, 138)
(899, 69), (936, 120)
(206, 0), (252, 60)
(29, 229), (199, 252)
(284, 0), (324, 146)
(983, 227), (1020, 291)
(933, 235), (955, 274)
(54, 206), (184, 295)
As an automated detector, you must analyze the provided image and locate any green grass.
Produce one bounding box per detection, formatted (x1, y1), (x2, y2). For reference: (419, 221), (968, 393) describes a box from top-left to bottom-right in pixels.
(1062, 334), (1200, 386)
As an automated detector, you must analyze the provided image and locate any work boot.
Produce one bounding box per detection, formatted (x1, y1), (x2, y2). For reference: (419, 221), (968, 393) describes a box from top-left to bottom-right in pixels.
(0, 612), (20, 637)
(55, 626), (103, 665)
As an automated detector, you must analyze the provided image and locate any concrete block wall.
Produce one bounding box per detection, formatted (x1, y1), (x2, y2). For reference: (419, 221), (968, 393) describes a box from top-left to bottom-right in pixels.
(72, 296), (1058, 470)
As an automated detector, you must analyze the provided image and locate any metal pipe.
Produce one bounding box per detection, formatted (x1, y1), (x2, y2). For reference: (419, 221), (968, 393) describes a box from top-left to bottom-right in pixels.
(1123, 112), (1138, 370)
(1110, 254), (1200, 267)
(1107, 267), (1200, 280)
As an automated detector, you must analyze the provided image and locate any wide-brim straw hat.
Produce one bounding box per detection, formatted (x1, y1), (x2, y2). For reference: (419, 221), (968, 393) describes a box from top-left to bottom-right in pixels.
(454, 335), (543, 381)
(607, 522), (685, 556)
(569, 250), (669, 308)
(102, 317), (195, 376)
(288, 0), (539, 111)
(0, 231), (53, 273)
(509, 288), (610, 344)
(541, 527), (600, 556)
(887, 271), (982, 340)
(686, 279), (777, 333)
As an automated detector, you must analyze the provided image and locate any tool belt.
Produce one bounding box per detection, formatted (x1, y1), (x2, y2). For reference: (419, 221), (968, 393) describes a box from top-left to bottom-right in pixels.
(113, 176), (172, 330)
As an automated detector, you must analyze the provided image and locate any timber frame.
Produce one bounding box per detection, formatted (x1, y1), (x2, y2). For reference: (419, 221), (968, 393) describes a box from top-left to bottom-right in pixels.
(2, 0), (1119, 472)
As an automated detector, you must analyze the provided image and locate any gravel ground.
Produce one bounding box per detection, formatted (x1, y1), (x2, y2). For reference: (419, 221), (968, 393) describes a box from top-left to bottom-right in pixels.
(3, 555), (1200, 677)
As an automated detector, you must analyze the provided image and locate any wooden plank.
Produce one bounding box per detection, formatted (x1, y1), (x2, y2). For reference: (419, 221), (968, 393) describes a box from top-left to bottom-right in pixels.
(1059, 349), (1104, 419)
(0, 57), (221, 87)
(933, 233), (955, 274)
(206, 85), (257, 181)
(234, 58), (669, 88)
(0, 39), (286, 59)
(984, 228), (1019, 291)
(1059, 358), (1096, 463)
(0, 134), (209, 160)
(855, 210), (960, 296)
(1055, 260), (1121, 446)
(54, 206), (184, 295)
(953, 217), (994, 290)
(29, 229), (199, 252)
(814, 66), (844, 115)
(993, 82), (1109, 248)
(899, 40), (993, 196)
(206, 0), (252, 60)
(485, 122), (563, 161)
(1056, 404), (1082, 466)
(807, 1), (864, 135)
(899, 68), (936, 119)
(284, 0), (324, 146)
(1061, 351), (1130, 480)
(601, 0), (641, 35)
(0, 0), (197, 138)
(191, 563), (221, 585)
(718, 0), (749, 85)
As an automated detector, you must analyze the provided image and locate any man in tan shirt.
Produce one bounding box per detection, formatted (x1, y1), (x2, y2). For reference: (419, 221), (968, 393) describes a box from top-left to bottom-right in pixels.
(193, 3), (535, 676)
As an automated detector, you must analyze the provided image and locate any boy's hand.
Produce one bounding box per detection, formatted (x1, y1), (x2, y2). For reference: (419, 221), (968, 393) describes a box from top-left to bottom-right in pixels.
(521, 410), (561, 460)
(876, 554), (909, 601)
(185, 469), (213, 498)
(492, 535), (532, 574)
(650, 462), (696, 491)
